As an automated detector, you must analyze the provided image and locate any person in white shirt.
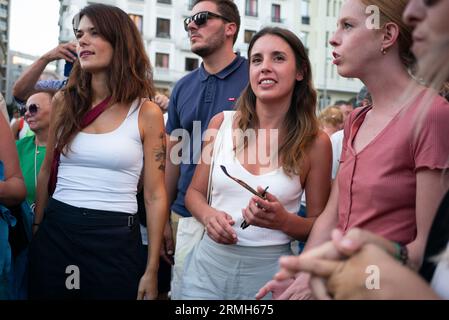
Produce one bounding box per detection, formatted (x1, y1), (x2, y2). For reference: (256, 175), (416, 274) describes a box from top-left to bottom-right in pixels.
(180, 27), (331, 300)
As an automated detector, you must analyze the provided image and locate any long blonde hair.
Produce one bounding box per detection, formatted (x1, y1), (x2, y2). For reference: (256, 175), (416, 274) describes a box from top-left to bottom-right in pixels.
(418, 40), (449, 98)
(236, 27), (319, 177)
(417, 39), (449, 267)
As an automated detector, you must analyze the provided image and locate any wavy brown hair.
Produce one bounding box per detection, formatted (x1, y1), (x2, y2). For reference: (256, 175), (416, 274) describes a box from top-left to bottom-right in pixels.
(236, 27), (319, 176)
(55, 4), (155, 154)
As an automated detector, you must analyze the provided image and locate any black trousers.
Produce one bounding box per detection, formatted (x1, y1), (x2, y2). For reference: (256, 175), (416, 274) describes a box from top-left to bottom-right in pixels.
(28, 198), (145, 300)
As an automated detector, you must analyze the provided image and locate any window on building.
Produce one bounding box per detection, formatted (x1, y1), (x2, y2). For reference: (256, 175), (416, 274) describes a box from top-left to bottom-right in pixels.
(244, 30), (256, 44)
(128, 14), (143, 34)
(245, 0), (258, 17)
(156, 18), (170, 38)
(271, 4), (281, 23)
(156, 53), (169, 69)
(301, 0), (310, 25)
(301, 16), (311, 25)
(319, 94), (331, 109)
(300, 31), (309, 48)
(157, 0), (172, 4)
(185, 58), (199, 71)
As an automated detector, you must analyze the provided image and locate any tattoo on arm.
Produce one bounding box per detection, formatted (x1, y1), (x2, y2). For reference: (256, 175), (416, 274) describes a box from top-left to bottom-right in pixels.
(154, 132), (166, 172)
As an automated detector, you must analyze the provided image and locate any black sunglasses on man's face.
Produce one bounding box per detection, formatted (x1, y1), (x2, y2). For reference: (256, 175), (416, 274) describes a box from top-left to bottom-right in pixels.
(184, 11), (231, 32)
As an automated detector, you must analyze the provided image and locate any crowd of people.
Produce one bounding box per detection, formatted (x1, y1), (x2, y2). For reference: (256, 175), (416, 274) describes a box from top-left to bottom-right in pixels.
(1, 0), (449, 300)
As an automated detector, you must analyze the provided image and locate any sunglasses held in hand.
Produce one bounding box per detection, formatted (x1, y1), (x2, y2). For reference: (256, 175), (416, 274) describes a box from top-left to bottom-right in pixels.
(220, 165), (269, 230)
(184, 11), (231, 31)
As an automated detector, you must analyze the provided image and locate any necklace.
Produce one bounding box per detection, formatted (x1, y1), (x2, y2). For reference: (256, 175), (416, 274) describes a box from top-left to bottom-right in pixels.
(34, 142), (40, 188)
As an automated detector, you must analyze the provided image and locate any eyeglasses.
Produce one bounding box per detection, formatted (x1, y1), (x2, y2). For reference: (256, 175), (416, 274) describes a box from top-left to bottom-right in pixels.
(21, 104), (39, 116)
(184, 11), (231, 31)
(220, 165), (269, 229)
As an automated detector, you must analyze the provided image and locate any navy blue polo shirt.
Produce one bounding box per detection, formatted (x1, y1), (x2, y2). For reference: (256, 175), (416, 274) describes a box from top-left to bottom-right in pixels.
(166, 54), (249, 217)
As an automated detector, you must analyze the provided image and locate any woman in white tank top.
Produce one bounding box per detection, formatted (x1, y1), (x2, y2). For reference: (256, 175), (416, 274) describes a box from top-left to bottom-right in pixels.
(29, 4), (167, 300)
(179, 27), (332, 300)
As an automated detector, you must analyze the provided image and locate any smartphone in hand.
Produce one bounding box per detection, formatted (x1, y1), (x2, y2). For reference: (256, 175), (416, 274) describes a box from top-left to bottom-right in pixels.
(64, 50), (77, 77)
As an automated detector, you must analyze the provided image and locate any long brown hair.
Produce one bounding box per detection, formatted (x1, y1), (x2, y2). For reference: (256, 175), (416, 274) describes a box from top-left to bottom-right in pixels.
(236, 27), (319, 176)
(55, 4), (155, 154)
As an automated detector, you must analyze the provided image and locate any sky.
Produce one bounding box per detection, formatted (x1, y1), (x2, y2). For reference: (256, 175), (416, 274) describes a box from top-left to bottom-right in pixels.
(9, 0), (61, 57)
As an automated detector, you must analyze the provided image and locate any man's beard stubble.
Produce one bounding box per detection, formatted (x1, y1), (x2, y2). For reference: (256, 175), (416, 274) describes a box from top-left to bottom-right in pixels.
(191, 27), (226, 58)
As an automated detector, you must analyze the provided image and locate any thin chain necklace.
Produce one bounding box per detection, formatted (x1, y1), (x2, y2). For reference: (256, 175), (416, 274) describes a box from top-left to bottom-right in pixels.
(34, 141), (40, 188)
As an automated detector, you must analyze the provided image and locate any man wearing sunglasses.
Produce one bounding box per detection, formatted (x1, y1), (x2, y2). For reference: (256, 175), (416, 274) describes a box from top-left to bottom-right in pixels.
(165, 0), (249, 300)
(15, 92), (53, 208)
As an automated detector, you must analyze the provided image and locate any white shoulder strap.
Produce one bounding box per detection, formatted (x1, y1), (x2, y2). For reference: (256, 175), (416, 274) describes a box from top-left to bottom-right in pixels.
(206, 111), (235, 205)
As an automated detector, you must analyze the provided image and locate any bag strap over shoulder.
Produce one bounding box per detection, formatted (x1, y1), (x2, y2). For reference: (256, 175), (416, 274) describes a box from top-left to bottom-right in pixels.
(48, 96), (112, 196)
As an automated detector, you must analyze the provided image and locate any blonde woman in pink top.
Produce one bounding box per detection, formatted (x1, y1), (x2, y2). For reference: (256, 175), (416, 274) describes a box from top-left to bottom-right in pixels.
(257, 0), (449, 300)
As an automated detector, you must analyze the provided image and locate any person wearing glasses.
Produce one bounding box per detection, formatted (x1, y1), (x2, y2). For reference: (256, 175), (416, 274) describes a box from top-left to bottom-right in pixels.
(257, 0), (449, 300)
(28, 4), (167, 300)
(180, 27), (332, 300)
(15, 92), (53, 209)
(165, 0), (249, 299)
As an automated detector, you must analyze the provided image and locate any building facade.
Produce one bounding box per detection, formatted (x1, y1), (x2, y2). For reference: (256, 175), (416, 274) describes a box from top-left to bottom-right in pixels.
(0, 0), (10, 99)
(58, 0), (362, 107)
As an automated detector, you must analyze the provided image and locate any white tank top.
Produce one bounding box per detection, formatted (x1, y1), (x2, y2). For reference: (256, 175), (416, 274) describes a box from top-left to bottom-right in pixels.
(53, 99), (144, 213)
(210, 111), (303, 246)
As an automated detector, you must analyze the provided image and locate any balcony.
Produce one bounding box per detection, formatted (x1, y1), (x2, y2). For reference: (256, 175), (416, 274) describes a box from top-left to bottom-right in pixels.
(176, 38), (191, 51)
(156, 32), (171, 39)
(271, 17), (284, 24)
(246, 11), (258, 17)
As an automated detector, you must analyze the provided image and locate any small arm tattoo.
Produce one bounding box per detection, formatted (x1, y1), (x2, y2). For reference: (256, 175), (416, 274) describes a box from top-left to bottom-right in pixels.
(154, 132), (166, 172)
